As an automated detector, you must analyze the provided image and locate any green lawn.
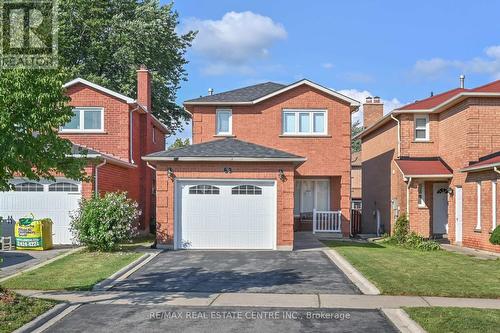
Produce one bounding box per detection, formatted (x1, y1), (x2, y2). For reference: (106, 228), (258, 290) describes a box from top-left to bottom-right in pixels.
(1, 250), (141, 291)
(405, 307), (500, 333)
(325, 240), (500, 298)
(0, 290), (56, 333)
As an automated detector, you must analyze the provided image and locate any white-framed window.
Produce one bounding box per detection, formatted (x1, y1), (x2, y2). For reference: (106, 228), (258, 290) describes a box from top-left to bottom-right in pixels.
(231, 185), (263, 195)
(476, 181), (482, 230)
(492, 180), (497, 231)
(60, 107), (104, 132)
(414, 114), (429, 141)
(282, 109), (327, 135)
(216, 109), (232, 135)
(13, 182), (43, 192)
(418, 183), (426, 207)
(48, 182), (79, 192)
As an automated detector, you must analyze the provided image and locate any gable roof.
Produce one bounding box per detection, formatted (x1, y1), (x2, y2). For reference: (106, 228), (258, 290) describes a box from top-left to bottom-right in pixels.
(184, 79), (361, 108)
(63, 78), (136, 104)
(356, 79), (500, 140)
(143, 138), (306, 162)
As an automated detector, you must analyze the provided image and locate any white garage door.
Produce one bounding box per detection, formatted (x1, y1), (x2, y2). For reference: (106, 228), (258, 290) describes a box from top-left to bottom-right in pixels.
(177, 180), (276, 250)
(0, 178), (82, 244)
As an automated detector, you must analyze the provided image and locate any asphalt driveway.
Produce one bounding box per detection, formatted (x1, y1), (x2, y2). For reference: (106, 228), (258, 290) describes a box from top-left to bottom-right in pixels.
(47, 304), (398, 333)
(112, 250), (360, 294)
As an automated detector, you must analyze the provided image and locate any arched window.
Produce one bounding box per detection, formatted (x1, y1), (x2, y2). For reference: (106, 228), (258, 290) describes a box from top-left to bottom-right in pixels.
(14, 182), (43, 192)
(189, 185), (220, 195)
(231, 185), (263, 195)
(49, 182), (79, 192)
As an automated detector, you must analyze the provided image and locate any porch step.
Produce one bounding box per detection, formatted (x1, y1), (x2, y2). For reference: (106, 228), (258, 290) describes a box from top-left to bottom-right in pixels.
(356, 233), (378, 239)
(314, 232), (344, 240)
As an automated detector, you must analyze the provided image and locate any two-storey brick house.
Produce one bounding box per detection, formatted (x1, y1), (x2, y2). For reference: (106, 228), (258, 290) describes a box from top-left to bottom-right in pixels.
(0, 66), (168, 244)
(144, 80), (360, 250)
(356, 79), (500, 252)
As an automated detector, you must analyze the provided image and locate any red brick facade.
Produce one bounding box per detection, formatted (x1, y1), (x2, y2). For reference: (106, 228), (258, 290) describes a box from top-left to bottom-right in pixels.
(361, 93), (500, 252)
(61, 68), (167, 231)
(152, 83), (354, 248)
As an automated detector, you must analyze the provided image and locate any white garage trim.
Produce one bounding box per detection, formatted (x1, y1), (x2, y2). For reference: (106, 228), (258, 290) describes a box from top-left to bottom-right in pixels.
(173, 179), (277, 250)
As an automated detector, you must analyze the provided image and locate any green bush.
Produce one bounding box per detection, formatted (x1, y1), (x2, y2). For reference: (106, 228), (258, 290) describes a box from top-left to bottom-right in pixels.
(70, 192), (140, 251)
(393, 214), (409, 244)
(490, 226), (500, 245)
(404, 232), (441, 251)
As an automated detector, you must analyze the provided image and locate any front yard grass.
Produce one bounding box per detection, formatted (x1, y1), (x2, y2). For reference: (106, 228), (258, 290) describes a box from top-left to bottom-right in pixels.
(405, 307), (500, 333)
(0, 290), (56, 333)
(1, 250), (141, 291)
(325, 240), (500, 298)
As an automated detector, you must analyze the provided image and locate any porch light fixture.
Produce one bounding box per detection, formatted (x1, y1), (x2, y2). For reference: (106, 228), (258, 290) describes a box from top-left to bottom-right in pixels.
(167, 167), (174, 179)
(278, 169), (286, 182)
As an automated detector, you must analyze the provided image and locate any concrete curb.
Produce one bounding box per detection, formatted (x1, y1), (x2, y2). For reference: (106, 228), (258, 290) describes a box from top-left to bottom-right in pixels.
(382, 308), (427, 333)
(322, 248), (381, 295)
(12, 302), (72, 333)
(30, 304), (81, 333)
(93, 250), (161, 291)
(0, 247), (85, 283)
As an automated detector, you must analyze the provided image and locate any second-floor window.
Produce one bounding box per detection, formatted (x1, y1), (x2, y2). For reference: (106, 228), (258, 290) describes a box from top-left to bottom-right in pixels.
(61, 107), (104, 132)
(282, 109), (327, 135)
(414, 114), (429, 141)
(216, 109), (232, 135)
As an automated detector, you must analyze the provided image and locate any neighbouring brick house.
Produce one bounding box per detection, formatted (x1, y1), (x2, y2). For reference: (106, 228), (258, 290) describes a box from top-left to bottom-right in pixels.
(356, 80), (500, 252)
(0, 66), (168, 244)
(351, 151), (362, 209)
(144, 80), (360, 250)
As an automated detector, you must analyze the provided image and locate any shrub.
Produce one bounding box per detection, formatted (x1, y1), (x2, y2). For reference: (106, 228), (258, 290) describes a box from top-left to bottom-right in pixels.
(393, 214), (409, 244)
(490, 226), (500, 245)
(404, 232), (441, 251)
(70, 192), (140, 251)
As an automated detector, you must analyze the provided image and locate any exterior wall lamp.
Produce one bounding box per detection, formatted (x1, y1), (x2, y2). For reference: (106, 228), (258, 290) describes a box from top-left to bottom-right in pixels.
(279, 169), (286, 182)
(224, 167), (232, 174)
(167, 167), (175, 179)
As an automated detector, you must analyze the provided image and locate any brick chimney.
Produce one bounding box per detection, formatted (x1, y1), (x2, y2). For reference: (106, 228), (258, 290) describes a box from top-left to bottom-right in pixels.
(363, 96), (383, 129)
(137, 65), (152, 111)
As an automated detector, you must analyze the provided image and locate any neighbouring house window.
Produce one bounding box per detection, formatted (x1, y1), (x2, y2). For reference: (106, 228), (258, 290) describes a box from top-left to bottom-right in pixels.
(152, 126), (156, 143)
(476, 181), (482, 230)
(418, 183), (426, 207)
(48, 182), (79, 192)
(14, 182), (43, 192)
(493, 180), (497, 231)
(216, 109), (232, 135)
(61, 107), (104, 132)
(189, 185), (220, 195)
(231, 185), (262, 195)
(282, 109), (327, 135)
(414, 114), (429, 141)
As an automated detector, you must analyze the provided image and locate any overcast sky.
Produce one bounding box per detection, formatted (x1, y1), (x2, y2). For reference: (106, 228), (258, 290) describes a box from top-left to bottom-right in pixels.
(165, 0), (500, 144)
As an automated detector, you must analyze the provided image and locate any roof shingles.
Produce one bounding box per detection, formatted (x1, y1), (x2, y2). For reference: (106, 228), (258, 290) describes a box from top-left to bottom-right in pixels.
(184, 82), (286, 104)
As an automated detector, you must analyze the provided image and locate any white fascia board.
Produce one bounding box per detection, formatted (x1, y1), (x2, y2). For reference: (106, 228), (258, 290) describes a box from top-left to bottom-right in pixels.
(461, 162), (500, 173)
(404, 174), (453, 179)
(184, 80), (361, 107)
(64, 78), (136, 104)
(142, 156), (306, 163)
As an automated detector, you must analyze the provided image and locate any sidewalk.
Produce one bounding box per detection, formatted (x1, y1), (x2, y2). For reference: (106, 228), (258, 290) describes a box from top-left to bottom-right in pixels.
(15, 289), (500, 310)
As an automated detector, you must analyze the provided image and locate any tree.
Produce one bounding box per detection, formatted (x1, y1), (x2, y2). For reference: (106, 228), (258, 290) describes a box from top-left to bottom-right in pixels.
(351, 120), (363, 152)
(0, 69), (87, 191)
(58, 0), (196, 134)
(168, 138), (190, 150)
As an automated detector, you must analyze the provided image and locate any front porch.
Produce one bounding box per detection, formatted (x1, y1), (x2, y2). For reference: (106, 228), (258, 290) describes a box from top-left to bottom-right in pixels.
(293, 178), (346, 235)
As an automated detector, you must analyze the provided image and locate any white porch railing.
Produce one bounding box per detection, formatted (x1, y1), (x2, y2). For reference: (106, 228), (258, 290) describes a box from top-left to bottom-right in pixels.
(313, 209), (342, 233)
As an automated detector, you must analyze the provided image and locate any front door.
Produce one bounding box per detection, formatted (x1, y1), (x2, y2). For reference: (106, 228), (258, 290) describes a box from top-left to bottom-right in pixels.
(433, 183), (449, 235)
(455, 186), (463, 243)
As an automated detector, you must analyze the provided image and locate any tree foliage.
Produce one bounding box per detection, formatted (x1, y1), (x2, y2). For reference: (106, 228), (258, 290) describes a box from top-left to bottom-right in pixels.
(0, 69), (87, 191)
(58, 0), (196, 134)
(351, 120), (363, 152)
(168, 138), (190, 150)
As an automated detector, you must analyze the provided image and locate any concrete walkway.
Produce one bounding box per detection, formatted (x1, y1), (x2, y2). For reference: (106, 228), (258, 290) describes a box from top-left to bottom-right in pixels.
(15, 290), (500, 310)
(440, 244), (500, 259)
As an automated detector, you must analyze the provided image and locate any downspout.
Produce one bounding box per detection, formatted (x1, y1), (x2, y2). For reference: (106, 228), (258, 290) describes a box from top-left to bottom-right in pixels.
(494, 167), (500, 175)
(390, 114), (401, 158)
(94, 159), (107, 197)
(129, 106), (140, 164)
(146, 162), (156, 171)
(406, 177), (412, 228)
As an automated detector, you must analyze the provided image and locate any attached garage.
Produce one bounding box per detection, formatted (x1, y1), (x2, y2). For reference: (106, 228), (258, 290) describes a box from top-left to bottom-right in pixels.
(0, 178), (81, 244)
(176, 180), (276, 250)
